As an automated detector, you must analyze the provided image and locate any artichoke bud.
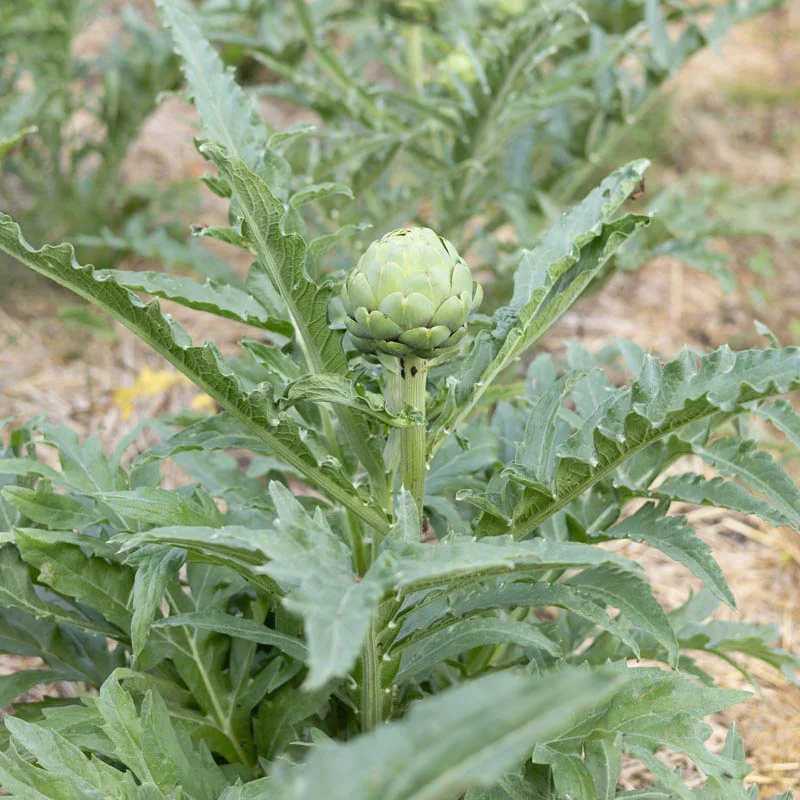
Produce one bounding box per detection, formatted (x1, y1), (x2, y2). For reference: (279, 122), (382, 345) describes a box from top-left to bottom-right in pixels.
(439, 49), (477, 87)
(342, 227), (482, 359)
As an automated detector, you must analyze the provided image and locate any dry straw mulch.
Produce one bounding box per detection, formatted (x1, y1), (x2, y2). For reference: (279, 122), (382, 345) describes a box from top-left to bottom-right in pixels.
(1, 1), (800, 795)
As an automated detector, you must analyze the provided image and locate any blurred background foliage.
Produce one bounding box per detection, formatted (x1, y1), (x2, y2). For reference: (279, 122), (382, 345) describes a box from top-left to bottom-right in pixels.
(2, 0), (799, 327)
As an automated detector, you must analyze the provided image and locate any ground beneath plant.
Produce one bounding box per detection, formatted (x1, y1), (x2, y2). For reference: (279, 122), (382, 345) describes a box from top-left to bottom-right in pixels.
(1, 2), (799, 795)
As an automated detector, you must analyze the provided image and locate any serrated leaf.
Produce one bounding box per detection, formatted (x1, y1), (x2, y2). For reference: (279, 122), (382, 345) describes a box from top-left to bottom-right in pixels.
(509, 345), (800, 539)
(1, 486), (100, 531)
(93, 269), (291, 336)
(677, 618), (799, 683)
(309, 222), (371, 259)
(97, 488), (223, 528)
(0, 669), (75, 709)
(13, 529), (133, 630)
(0, 715), (125, 797)
(757, 398), (800, 449)
(569, 668), (749, 739)
(430, 161), (651, 454)
(532, 744), (598, 800)
(584, 736), (622, 800)
(514, 375), (579, 485)
(698, 437), (800, 528)
(285, 374), (413, 427)
(0, 601), (122, 693)
(129, 547), (184, 665)
(385, 489), (421, 545)
(139, 689), (228, 800)
(96, 675), (154, 785)
(641, 472), (793, 530)
(155, 0), (267, 170)
(202, 145), (388, 505)
(290, 182), (353, 208)
(122, 483), (384, 688)
(0, 214), (386, 532)
(447, 581), (642, 658)
(605, 503), (735, 609)
(564, 565), (678, 665)
(384, 535), (644, 595)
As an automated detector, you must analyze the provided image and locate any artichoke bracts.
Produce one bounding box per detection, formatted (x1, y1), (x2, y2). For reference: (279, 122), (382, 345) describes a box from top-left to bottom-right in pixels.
(341, 227), (482, 359)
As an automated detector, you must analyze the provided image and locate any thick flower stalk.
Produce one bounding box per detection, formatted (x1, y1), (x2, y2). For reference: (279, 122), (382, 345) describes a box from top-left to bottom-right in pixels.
(342, 227), (482, 516)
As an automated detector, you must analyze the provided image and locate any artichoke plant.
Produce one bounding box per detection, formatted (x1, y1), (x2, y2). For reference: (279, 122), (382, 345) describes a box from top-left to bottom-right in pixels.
(341, 227), (482, 359)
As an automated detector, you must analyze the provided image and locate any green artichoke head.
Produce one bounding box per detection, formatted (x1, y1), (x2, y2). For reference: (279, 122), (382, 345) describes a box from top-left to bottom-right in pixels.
(342, 227), (483, 359)
(439, 49), (477, 87)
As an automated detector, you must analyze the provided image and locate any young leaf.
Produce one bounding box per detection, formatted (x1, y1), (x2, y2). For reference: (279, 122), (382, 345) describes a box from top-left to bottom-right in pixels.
(129, 547), (184, 665)
(155, 0), (268, 170)
(430, 161), (651, 454)
(123, 484), (385, 689)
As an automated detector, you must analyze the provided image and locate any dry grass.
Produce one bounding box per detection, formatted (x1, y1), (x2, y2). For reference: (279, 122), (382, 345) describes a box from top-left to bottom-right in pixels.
(1, 1), (799, 795)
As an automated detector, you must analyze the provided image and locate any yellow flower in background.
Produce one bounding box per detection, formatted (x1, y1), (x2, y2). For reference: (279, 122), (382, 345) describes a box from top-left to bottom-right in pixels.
(190, 393), (217, 414)
(112, 366), (190, 420)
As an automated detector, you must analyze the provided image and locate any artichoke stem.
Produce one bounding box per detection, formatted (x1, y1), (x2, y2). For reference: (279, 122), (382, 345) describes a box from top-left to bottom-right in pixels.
(407, 24), (424, 96)
(400, 355), (428, 524)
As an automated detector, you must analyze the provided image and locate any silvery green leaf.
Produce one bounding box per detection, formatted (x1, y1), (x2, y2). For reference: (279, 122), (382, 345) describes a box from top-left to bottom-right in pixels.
(290, 182), (353, 208)
(13, 529), (134, 634)
(273, 668), (626, 800)
(604, 503), (735, 609)
(756, 398), (800, 449)
(698, 437), (800, 528)
(152, 612), (307, 662)
(635, 472), (793, 530)
(508, 345), (800, 539)
(430, 161), (651, 454)
(0, 214), (386, 532)
(1, 486), (101, 531)
(128, 547), (185, 665)
(92, 269), (292, 336)
(155, 0), (267, 171)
